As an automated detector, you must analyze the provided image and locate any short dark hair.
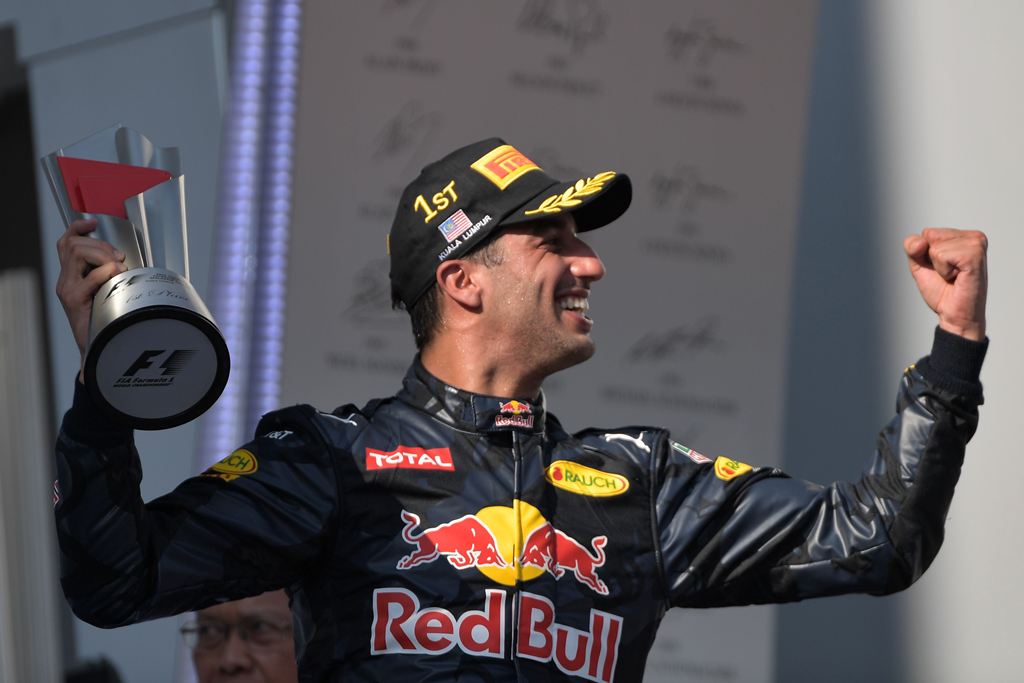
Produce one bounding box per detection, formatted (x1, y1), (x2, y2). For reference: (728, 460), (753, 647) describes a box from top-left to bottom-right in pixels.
(393, 232), (505, 350)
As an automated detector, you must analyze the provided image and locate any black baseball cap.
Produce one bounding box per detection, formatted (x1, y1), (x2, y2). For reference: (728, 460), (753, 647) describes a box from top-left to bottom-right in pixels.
(388, 137), (632, 309)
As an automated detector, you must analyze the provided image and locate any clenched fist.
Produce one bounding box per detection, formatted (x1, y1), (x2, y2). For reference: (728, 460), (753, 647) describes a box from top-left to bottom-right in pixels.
(904, 228), (988, 341)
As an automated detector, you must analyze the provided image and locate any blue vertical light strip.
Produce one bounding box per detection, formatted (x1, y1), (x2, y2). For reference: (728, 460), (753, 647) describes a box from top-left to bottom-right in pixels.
(184, 3), (288, 679)
(247, 0), (303, 430)
(197, 0), (271, 467)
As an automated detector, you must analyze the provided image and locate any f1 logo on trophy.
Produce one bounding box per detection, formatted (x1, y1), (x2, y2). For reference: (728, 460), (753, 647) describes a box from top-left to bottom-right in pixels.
(43, 124), (229, 430)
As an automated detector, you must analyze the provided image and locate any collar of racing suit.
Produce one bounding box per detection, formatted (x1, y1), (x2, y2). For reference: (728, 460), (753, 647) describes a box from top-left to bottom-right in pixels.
(396, 356), (548, 434)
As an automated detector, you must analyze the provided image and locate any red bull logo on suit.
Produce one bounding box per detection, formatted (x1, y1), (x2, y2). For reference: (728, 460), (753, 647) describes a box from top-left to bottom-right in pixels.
(385, 501), (623, 680)
(395, 500), (607, 594)
(371, 588), (623, 683)
(495, 400), (535, 428)
(385, 501), (622, 679)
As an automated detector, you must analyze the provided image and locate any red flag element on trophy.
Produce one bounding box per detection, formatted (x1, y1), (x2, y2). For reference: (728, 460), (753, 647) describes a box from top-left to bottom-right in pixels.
(56, 156), (172, 219)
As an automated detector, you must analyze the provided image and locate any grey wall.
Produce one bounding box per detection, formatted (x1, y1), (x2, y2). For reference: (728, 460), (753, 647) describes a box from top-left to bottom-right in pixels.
(779, 2), (1024, 681)
(8, 1), (228, 681)
(776, 3), (903, 681)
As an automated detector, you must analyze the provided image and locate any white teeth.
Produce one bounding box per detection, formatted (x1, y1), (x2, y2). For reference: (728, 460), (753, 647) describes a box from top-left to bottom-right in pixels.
(558, 296), (590, 312)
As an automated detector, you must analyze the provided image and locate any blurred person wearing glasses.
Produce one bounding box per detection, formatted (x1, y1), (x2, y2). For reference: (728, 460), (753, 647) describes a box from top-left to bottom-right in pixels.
(179, 589), (296, 683)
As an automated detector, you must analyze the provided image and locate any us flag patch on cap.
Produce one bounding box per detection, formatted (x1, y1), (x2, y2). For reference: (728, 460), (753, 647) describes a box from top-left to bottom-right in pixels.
(437, 209), (472, 242)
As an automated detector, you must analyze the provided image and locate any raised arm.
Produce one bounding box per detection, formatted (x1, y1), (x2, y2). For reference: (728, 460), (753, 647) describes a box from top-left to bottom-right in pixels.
(52, 219), (340, 626)
(657, 228), (988, 607)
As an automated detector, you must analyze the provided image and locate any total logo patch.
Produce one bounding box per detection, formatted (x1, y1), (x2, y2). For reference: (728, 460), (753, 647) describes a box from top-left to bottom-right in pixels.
(545, 460), (629, 498)
(713, 456), (752, 482)
(366, 446), (454, 472)
(202, 448), (259, 482)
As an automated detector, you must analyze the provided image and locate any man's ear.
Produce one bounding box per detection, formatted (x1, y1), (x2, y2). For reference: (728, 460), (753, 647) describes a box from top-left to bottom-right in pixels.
(436, 259), (484, 310)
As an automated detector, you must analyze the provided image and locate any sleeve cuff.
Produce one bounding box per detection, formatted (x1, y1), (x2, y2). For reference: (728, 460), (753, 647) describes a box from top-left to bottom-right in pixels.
(915, 327), (988, 402)
(61, 376), (134, 446)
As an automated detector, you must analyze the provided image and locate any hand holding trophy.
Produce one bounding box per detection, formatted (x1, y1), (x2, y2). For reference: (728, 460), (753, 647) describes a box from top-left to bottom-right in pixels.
(44, 124), (229, 430)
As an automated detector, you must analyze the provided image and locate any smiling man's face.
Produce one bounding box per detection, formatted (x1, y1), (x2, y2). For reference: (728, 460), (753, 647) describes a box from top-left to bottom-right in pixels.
(475, 214), (606, 378)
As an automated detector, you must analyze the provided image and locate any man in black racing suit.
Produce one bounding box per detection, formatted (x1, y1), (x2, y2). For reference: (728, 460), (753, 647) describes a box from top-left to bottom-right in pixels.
(53, 138), (989, 682)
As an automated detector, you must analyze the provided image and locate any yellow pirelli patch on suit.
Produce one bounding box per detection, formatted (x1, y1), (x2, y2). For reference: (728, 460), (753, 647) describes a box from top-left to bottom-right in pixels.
(545, 460), (629, 497)
(713, 456), (752, 482)
(202, 448), (259, 482)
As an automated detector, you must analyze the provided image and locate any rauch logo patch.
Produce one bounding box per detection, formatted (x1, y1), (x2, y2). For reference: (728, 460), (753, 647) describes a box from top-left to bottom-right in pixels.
(545, 460), (629, 498)
(202, 448), (259, 482)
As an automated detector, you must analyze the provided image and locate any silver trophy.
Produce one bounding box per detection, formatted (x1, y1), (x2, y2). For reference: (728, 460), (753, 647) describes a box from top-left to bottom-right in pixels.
(43, 124), (229, 430)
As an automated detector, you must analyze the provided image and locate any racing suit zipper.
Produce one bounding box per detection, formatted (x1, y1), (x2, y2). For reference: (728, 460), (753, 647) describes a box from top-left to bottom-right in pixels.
(511, 429), (524, 681)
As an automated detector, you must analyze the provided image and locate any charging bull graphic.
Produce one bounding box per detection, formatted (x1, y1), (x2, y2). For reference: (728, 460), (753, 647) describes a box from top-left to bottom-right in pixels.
(520, 522), (609, 595)
(396, 503), (609, 595)
(396, 510), (508, 570)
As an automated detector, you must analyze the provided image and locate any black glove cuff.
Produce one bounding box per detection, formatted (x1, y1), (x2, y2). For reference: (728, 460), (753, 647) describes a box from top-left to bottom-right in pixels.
(61, 376), (133, 446)
(915, 327), (988, 402)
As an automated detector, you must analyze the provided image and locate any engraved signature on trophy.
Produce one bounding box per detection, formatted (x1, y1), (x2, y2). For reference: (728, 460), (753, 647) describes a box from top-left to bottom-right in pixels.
(517, 0), (608, 54)
(650, 164), (729, 214)
(372, 102), (443, 168)
(625, 316), (724, 363)
(340, 259), (404, 327)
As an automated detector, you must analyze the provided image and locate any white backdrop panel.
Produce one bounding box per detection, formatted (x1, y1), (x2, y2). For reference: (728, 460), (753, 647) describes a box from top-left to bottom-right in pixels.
(282, 2), (815, 680)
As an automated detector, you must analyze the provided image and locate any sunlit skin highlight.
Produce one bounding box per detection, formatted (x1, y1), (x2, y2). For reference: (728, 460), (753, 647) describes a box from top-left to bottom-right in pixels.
(420, 215), (605, 399)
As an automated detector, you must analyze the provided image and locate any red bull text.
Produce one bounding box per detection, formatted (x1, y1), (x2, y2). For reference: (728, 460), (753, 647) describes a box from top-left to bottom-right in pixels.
(371, 588), (623, 683)
(495, 400), (534, 428)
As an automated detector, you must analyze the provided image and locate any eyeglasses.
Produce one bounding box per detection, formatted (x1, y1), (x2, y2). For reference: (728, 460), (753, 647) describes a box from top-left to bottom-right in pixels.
(180, 618), (293, 651)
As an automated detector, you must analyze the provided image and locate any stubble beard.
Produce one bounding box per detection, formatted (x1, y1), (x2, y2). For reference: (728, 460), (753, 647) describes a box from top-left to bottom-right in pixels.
(529, 318), (597, 380)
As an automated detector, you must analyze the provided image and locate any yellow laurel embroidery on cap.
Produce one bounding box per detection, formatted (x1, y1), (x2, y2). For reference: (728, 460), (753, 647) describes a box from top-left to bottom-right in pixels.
(544, 460), (629, 497)
(524, 172), (616, 215)
(471, 144), (540, 189)
(713, 456), (752, 482)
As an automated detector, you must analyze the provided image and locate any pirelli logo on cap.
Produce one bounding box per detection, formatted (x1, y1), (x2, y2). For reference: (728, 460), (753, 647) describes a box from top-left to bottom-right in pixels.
(471, 144), (540, 189)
